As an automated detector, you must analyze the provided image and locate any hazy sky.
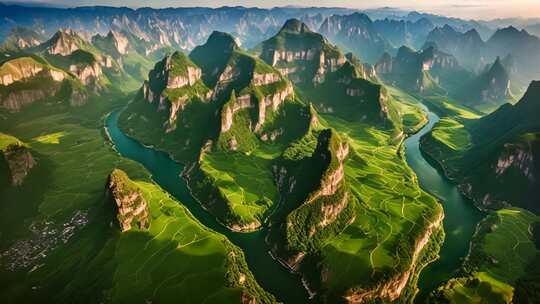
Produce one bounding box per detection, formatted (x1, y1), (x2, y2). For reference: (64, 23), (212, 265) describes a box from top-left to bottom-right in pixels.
(6, 0), (540, 20)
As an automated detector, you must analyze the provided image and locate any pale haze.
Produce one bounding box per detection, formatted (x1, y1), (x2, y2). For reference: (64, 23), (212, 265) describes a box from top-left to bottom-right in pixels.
(6, 0), (540, 20)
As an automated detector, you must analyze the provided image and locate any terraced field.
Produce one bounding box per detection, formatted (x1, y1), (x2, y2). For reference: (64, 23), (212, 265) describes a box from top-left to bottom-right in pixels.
(100, 179), (273, 303)
(316, 114), (443, 298)
(0, 99), (273, 303)
(200, 148), (281, 227)
(430, 118), (472, 151)
(431, 208), (539, 303)
(386, 86), (428, 134)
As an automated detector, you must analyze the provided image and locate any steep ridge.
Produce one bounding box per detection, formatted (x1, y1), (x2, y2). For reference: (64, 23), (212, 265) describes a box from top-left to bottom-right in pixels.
(421, 80), (540, 213)
(425, 24), (540, 89)
(0, 56), (86, 110)
(2, 144), (36, 186)
(424, 25), (485, 71)
(107, 169), (150, 232)
(271, 129), (355, 266)
(0, 26), (44, 51)
(375, 45), (466, 94)
(457, 57), (514, 107)
(259, 20), (394, 127)
(120, 31), (309, 231)
(259, 19), (347, 86)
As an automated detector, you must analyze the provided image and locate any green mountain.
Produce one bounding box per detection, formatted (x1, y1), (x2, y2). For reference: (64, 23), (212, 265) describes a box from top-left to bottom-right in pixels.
(0, 102), (275, 304)
(430, 208), (539, 303)
(0, 27), (45, 52)
(457, 57), (515, 107)
(120, 31), (310, 231)
(118, 20), (445, 303)
(424, 25), (485, 71)
(259, 19), (395, 128)
(375, 45), (469, 94)
(0, 28), (163, 113)
(258, 18), (346, 86)
(0, 55), (86, 111)
(421, 80), (540, 213)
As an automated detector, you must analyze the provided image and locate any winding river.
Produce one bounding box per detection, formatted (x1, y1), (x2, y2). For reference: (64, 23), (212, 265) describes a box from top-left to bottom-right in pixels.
(404, 108), (483, 301)
(105, 107), (482, 303)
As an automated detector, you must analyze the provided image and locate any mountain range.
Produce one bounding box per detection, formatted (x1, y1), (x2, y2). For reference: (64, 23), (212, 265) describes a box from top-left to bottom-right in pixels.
(1, 3), (540, 304)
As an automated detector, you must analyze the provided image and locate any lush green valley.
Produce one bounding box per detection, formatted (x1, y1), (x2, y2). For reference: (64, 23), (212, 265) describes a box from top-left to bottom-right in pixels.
(1, 3), (540, 304)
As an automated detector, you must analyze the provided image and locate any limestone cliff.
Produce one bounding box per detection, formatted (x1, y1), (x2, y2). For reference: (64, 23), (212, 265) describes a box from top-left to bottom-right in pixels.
(109, 31), (129, 55)
(344, 212), (444, 303)
(284, 129), (354, 254)
(259, 19), (347, 85)
(0, 57), (65, 86)
(107, 169), (150, 232)
(476, 57), (513, 104)
(46, 30), (81, 56)
(1, 27), (44, 51)
(0, 57), (71, 111)
(2, 144), (36, 186)
(69, 61), (103, 86)
(142, 51), (208, 131)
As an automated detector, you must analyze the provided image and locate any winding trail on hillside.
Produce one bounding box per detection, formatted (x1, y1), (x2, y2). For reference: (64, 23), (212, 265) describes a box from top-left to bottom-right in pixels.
(105, 106), (484, 303)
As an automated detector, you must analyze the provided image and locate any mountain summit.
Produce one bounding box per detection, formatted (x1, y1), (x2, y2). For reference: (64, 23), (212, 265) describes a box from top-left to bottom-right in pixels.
(279, 18), (312, 34)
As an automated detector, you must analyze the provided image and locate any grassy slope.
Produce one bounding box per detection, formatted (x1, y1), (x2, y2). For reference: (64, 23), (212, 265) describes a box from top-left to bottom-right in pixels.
(0, 98), (274, 303)
(430, 208), (539, 303)
(314, 114), (442, 300)
(419, 96), (481, 176)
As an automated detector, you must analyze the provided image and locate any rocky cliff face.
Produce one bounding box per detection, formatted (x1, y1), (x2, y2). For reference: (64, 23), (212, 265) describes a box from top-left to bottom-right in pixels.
(3, 144), (36, 186)
(47, 30), (81, 56)
(0, 57), (70, 111)
(69, 61), (103, 86)
(255, 84), (294, 131)
(109, 31), (129, 55)
(494, 142), (535, 180)
(107, 169), (150, 232)
(141, 51), (208, 131)
(344, 212), (444, 303)
(1, 88), (58, 111)
(0, 58), (52, 86)
(251, 72), (280, 86)
(477, 57), (512, 103)
(260, 19), (347, 86)
(284, 129), (354, 252)
(167, 66), (202, 88)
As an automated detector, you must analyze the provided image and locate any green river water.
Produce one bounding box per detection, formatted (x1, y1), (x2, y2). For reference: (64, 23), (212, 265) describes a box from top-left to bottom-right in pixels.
(105, 107), (483, 303)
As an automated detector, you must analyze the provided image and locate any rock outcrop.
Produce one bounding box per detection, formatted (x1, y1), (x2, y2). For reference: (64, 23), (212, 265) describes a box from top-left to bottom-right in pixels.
(167, 65), (202, 88)
(251, 72), (280, 86)
(47, 30), (81, 56)
(477, 57), (513, 103)
(3, 144), (36, 186)
(109, 31), (129, 55)
(69, 61), (102, 86)
(0, 59), (43, 86)
(107, 169), (150, 232)
(141, 51), (208, 131)
(344, 211), (444, 303)
(307, 129), (349, 199)
(283, 129), (354, 254)
(260, 19), (347, 85)
(1, 88), (57, 111)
